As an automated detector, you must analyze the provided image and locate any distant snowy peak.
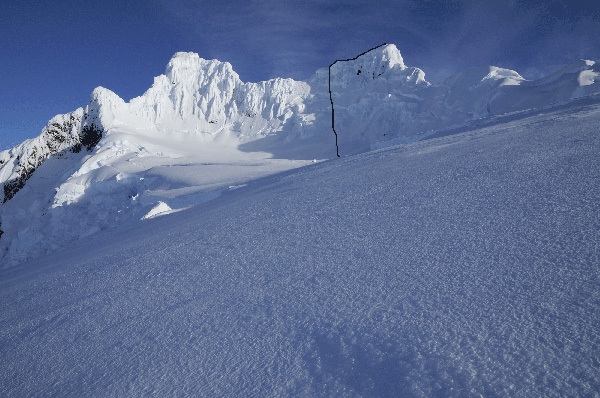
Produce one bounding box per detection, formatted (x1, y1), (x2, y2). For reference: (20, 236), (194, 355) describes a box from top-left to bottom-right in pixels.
(351, 43), (407, 74)
(444, 66), (524, 91)
(482, 66), (525, 86)
(373, 43), (406, 69)
(441, 66), (524, 117)
(89, 87), (131, 128)
(84, 46), (598, 149)
(165, 52), (238, 85)
(329, 44), (428, 89)
(143, 52), (240, 126)
(89, 52), (311, 137)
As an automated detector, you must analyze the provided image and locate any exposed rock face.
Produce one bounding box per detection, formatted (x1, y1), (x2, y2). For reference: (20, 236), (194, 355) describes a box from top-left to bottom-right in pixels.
(1, 107), (103, 204)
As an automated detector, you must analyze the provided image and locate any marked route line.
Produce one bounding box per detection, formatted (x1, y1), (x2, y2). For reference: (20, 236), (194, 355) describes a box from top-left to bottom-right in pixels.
(328, 43), (387, 157)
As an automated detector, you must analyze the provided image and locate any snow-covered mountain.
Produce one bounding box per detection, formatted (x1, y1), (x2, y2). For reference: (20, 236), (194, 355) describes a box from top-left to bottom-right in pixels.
(1, 96), (599, 396)
(1, 44), (599, 266)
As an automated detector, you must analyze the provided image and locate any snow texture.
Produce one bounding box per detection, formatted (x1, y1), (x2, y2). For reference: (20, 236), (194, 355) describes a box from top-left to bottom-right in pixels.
(2, 46), (600, 397)
(0, 97), (599, 396)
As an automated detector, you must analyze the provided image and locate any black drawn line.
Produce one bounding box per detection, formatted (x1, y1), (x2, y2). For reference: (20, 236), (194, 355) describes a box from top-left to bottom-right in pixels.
(328, 43), (387, 157)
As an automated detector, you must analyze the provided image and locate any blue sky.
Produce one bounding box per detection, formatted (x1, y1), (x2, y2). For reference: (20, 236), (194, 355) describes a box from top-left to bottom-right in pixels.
(1, 0), (599, 150)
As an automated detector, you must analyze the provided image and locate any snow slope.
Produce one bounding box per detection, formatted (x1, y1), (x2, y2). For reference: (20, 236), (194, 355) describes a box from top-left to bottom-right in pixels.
(1, 44), (600, 267)
(0, 98), (599, 396)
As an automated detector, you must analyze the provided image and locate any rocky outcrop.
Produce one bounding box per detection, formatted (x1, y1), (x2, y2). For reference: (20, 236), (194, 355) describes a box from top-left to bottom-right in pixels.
(0, 107), (103, 204)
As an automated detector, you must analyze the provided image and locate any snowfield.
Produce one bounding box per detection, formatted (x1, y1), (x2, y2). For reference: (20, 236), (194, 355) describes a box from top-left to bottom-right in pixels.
(1, 98), (599, 396)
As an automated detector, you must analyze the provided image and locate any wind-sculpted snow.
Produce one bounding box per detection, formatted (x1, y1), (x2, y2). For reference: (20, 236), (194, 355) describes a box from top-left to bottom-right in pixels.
(0, 100), (599, 396)
(1, 44), (600, 266)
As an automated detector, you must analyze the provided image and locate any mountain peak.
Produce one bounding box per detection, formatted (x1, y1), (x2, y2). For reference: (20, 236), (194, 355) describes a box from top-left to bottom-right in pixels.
(165, 52), (237, 85)
(90, 86), (123, 104)
(328, 43), (411, 90)
(348, 43), (406, 75)
(376, 43), (406, 70)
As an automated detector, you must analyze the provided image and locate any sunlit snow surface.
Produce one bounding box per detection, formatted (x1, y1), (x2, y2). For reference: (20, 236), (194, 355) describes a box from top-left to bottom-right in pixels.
(1, 100), (599, 396)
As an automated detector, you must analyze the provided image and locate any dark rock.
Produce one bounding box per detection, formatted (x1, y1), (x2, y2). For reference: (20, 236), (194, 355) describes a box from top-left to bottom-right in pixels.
(80, 124), (103, 151)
